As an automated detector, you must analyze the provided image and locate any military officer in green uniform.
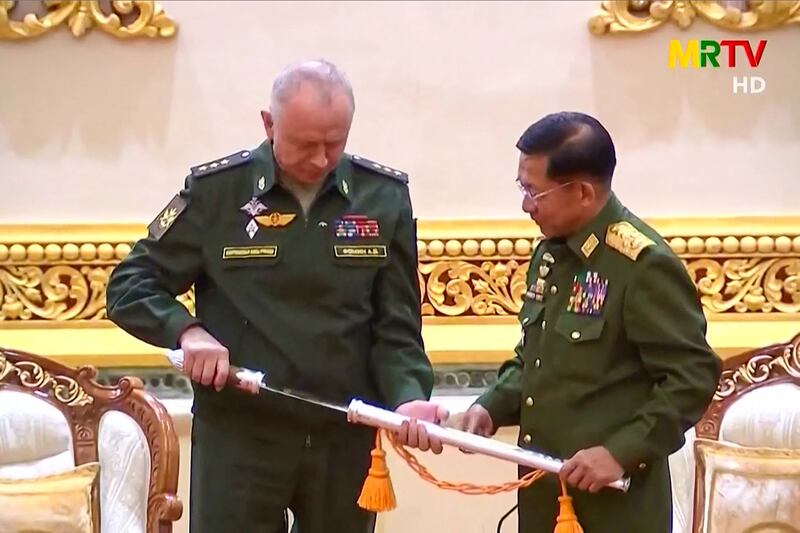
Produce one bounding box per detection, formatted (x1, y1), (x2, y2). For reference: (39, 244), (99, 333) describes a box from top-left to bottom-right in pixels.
(106, 59), (444, 533)
(399, 112), (721, 532)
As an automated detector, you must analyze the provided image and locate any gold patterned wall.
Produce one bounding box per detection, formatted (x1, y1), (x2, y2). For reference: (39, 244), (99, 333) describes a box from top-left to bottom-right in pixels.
(1, 218), (799, 367)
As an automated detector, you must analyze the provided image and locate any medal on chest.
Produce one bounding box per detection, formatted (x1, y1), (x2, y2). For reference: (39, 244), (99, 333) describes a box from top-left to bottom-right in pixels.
(526, 252), (555, 302)
(567, 271), (609, 316)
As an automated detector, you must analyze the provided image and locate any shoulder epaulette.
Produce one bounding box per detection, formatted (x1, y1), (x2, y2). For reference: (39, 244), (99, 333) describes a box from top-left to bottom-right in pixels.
(350, 154), (408, 184)
(147, 193), (187, 241)
(605, 221), (656, 261)
(190, 149), (253, 178)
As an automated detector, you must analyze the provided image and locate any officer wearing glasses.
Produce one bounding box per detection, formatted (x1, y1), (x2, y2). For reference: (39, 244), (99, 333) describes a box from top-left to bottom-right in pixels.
(399, 111), (721, 533)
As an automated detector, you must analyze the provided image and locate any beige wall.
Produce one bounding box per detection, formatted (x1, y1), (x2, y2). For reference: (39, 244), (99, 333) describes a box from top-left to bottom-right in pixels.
(1, 1), (798, 225)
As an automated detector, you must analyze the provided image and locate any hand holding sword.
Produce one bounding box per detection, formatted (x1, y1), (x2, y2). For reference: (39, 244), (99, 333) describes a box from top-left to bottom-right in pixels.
(165, 347), (629, 492)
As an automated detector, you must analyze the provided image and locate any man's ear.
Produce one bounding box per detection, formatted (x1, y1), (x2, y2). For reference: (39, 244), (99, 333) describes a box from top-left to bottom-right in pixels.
(579, 180), (597, 207)
(261, 110), (275, 140)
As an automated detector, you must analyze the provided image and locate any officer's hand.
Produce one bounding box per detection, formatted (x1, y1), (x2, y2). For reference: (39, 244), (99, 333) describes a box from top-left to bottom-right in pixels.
(559, 446), (624, 493)
(449, 404), (495, 454)
(179, 326), (230, 392)
(394, 401), (449, 454)
(454, 404), (495, 437)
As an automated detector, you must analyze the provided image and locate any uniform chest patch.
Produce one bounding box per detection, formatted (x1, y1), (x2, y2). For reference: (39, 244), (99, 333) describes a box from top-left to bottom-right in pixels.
(222, 246), (278, 259)
(334, 245), (387, 258)
(335, 215), (380, 239)
(567, 271), (608, 316)
(255, 213), (296, 228)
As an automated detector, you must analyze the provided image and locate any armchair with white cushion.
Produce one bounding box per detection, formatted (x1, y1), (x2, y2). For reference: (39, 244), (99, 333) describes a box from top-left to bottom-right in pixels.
(0, 347), (182, 533)
(668, 332), (800, 533)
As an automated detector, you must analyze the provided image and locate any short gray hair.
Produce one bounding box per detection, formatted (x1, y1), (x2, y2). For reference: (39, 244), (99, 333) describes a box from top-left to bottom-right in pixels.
(269, 59), (355, 118)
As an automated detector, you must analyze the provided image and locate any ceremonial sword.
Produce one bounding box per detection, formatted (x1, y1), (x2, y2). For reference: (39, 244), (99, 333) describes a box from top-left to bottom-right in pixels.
(165, 349), (630, 492)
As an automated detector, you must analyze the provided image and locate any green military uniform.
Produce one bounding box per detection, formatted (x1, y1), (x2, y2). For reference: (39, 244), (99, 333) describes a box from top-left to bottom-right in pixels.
(475, 194), (721, 533)
(106, 141), (434, 533)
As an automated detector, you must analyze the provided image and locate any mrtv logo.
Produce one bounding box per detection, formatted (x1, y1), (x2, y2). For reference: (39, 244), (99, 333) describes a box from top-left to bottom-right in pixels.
(668, 39), (767, 95)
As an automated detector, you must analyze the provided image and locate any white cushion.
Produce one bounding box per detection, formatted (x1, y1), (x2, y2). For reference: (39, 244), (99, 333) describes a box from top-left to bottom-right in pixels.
(669, 426), (696, 533)
(720, 383), (800, 449)
(98, 410), (151, 533)
(0, 390), (75, 477)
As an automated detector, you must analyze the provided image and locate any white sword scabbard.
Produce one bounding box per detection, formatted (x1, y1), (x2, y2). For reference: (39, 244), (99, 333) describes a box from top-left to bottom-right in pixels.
(346, 399), (630, 492)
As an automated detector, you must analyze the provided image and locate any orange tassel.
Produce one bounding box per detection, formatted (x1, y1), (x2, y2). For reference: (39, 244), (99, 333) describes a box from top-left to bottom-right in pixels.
(357, 430), (397, 512)
(553, 479), (584, 533)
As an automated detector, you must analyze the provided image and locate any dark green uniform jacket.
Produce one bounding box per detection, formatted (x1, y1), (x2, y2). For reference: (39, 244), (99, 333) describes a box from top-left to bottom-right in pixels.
(107, 141), (433, 427)
(476, 194), (721, 533)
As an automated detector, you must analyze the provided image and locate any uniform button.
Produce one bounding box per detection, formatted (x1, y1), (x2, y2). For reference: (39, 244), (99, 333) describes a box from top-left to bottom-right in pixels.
(535, 358), (541, 368)
(638, 462), (647, 470)
(541, 320), (547, 330)
(522, 317), (530, 326)
(571, 331), (581, 340)
(523, 434), (532, 444)
(550, 285), (558, 295)
(525, 397), (534, 407)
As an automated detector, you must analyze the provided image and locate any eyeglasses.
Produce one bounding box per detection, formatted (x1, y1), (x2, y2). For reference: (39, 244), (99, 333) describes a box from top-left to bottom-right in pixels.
(516, 178), (576, 202)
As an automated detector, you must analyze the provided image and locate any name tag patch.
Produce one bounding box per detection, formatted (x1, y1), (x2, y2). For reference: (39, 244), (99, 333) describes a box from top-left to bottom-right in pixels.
(334, 245), (387, 258)
(222, 246), (278, 259)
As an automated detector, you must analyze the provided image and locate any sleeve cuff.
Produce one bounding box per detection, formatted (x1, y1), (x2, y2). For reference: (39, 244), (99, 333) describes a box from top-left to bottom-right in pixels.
(603, 424), (651, 474)
(474, 389), (518, 428)
(164, 311), (202, 349)
(385, 382), (429, 411)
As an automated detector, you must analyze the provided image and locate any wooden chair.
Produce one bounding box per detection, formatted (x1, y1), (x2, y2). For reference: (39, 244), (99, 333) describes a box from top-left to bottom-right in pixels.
(0, 347), (182, 533)
(670, 333), (800, 533)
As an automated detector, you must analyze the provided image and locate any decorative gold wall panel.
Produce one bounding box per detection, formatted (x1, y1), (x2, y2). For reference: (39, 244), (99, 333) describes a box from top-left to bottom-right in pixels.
(0, 0), (176, 40)
(1, 219), (799, 323)
(2, 219), (798, 366)
(590, 0), (800, 35)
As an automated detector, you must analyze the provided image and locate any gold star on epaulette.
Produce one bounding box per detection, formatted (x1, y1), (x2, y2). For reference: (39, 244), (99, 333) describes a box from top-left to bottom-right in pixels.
(350, 154), (408, 184)
(190, 149), (253, 178)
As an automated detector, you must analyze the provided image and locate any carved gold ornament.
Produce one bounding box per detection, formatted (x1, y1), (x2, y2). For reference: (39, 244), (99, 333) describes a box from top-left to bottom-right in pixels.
(715, 336), (800, 400)
(0, 265), (113, 320)
(686, 257), (800, 313)
(420, 260), (530, 317)
(0, 0), (177, 40)
(0, 353), (93, 406)
(589, 0), (800, 35)
(1, 224), (799, 321)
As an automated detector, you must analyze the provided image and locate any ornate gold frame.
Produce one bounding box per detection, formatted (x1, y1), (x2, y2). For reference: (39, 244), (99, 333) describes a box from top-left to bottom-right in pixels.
(0, 0), (176, 40)
(590, 0), (800, 35)
(2, 218), (799, 366)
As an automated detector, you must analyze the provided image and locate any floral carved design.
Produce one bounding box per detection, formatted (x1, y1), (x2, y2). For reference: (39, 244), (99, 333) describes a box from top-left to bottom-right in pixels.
(0, 354), (93, 406)
(0, 0), (177, 40)
(0, 265), (112, 321)
(589, 0), (800, 35)
(715, 337), (800, 401)
(420, 260), (530, 317)
(1, 229), (799, 320)
(686, 258), (800, 313)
